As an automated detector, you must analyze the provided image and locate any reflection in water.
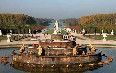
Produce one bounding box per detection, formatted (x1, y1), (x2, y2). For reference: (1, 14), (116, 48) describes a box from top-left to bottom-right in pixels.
(12, 62), (101, 73)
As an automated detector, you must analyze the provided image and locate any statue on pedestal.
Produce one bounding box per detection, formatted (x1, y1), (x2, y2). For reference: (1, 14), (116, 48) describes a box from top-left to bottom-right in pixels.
(101, 30), (104, 35)
(0, 30), (2, 36)
(111, 30), (114, 35)
(75, 30), (77, 33)
(10, 30), (12, 34)
(82, 29), (85, 34)
(103, 33), (107, 41)
(7, 34), (11, 42)
(29, 29), (31, 34)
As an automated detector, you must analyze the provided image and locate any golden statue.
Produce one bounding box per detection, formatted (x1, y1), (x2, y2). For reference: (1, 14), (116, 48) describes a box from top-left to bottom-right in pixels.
(73, 45), (78, 55)
(19, 44), (25, 53)
(37, 45), (42, 56)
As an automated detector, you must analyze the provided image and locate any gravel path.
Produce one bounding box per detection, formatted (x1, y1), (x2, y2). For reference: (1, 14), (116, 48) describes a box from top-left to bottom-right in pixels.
(0, 33), (116, 48)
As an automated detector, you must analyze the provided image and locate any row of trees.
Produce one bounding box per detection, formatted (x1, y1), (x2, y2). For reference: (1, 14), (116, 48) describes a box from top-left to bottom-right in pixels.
(60, 18), (79, 26)
(0, 14), (36, 34)
(79, 14), (116, 34)
(0, 14), (51, 34)
(61, 14), (116, 34)
(35, 18), (51, 26)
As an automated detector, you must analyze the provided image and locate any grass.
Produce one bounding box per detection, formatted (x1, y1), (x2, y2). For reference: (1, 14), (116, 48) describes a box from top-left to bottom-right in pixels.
(61, 30), (69, 34)
(0, 36), (7, 41)
(43, 29), (54, 34)
(84, 35), (116, 41)
(43, 29), (68, 34)
(91, 44), (116, 46)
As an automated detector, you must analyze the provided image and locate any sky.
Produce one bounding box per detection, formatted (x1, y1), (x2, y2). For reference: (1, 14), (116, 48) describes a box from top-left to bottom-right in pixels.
(0, 0), (116, 19)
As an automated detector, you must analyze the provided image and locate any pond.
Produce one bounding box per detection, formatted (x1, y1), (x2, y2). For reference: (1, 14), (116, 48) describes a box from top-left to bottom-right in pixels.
(0, 48), (116, 73)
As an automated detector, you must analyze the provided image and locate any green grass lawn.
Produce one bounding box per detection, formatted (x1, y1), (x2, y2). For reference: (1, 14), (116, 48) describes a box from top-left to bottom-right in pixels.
(61, 30), (69, 34)
(43, 29), (54, 34)
(43, 29), (68, 34)
(84, 35), (116, 41)
(92, 44), (116, 46)
(0, 36), (7, 41)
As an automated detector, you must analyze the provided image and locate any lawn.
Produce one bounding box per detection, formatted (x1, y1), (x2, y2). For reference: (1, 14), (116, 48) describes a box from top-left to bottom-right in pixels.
(61, 30), (69, 34)
(0, 36), (7, 41)
(43, 29), (68, 34)
(43, 29), (54, 34)
(84, 35), (116, 41)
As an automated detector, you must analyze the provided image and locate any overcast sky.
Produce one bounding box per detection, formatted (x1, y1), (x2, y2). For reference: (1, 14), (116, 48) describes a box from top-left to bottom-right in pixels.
(0, 0), (116, 19)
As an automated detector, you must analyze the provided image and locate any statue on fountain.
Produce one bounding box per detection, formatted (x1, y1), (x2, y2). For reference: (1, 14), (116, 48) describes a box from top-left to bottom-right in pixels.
(53, 20), (61, 34)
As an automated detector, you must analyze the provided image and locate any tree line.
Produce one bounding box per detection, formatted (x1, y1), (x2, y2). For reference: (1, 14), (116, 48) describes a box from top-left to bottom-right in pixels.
(0, 14), (51, 34)
(61, 14), (116, 34)
(60, 18), (78, 26)
(35, 18), (51, 26)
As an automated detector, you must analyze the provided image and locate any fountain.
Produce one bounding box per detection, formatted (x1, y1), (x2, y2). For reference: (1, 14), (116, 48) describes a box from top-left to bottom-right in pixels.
(11, 20), (112, 72)
(53, 20), (61, 34)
